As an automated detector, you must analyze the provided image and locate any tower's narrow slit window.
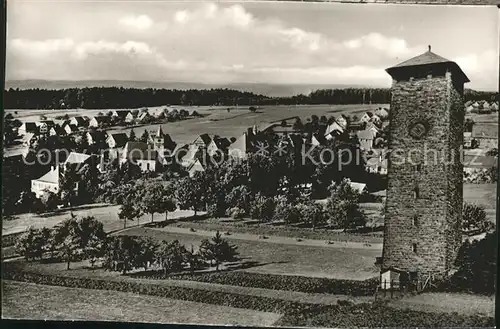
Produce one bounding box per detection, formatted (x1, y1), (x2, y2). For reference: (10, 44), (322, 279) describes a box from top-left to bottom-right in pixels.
(412, 243), (418, 254)
(412, 215), (419, 227)
(413, 185), (420, 199)
(414, 164), (422, 172)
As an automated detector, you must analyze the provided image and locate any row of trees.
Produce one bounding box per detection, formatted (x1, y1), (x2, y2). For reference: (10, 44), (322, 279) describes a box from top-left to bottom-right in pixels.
(104, 231), (238, 274)
(16, 215), (106, 270)
(16, 214), (239, 274)
(5, 86), (496, 109)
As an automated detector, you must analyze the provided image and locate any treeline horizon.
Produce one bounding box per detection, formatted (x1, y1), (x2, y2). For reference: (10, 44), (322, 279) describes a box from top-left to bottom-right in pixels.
(3, 87), (498, 110)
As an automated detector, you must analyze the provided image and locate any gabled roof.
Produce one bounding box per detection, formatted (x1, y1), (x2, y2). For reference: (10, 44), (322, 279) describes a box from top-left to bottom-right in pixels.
(112, 110), (130, 119)
(357, 130), (375, 140)
(34, 166), (59, 184)
(325, 121), (344, 136)
(212, 137), (231, 149)
(122, 141), (158, 160)
(92, 116), (112, 123)
(349, 181), (367, 194)
(50, 125), (66, 135)
(87, 130), (107, 142)
(66, 124), (78, 132)
(228, 132), (252, 155)
(71, 116), (87, 126)
(21, 122), (38, 131)
(197, 133), (212, 146)
(386, 48), (470, 83)
(312, 133), (327, 145)
(108, 133), (129, 147)
(188, 159), (205, 174)
(65, 152), (92, 165)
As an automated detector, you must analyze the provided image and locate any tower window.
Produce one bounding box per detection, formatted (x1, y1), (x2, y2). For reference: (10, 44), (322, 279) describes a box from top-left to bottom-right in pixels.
(413, 186), (420, 199)
(412, 243), (418, 254)
(412, 215), (419, 227)
(414, 164), (422, 172)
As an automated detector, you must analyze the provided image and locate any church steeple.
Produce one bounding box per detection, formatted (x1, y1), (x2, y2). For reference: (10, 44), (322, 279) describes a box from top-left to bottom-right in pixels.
(156, 126), (164, 138)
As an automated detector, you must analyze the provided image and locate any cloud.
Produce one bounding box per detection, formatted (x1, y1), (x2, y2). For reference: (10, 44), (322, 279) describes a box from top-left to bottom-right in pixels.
(5, 2), (496, 90)
(119, 14), (154, 30)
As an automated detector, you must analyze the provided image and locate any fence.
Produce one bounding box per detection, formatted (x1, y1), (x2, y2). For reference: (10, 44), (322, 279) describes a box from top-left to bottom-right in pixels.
(375, 278), (428, 300)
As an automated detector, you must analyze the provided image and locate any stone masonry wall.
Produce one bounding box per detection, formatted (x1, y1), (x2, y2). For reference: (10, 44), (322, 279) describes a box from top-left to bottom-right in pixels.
(446, 73), (465, 270)
(382, 72), (464, 277)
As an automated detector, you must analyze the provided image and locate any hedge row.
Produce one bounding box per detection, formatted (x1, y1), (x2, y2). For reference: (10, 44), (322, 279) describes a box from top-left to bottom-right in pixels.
(170, 221), (383, 243)
(134, 270), (379, 296)
(277, 301), (495, 327)
(2, 231), (24, 248)
(2, 267), (321, 314)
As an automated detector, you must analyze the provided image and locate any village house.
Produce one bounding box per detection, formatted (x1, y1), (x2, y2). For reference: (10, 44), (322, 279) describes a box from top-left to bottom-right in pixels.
(23, 132), (38, 147)
(63, 152), (94, 172)
(120, 141), (160, 172)
(137, 112), (151, 123)
(49, 125), (66, 137)
(463, 132), (473, 149)
(37, 121), (56, 134)
(31, 165), (60, 198)
(106, 133), (129, 149)
(70, 116), (88, 127)
(349, 121), (366, 132)
(359, 112), (374, 123)
(192, 134), (212, 149)
(348, 181), (368, 195)
(472, 123), (498, 149)
(64, 124), (79, 135)
(335, 114), (348, 129)
(187, 159), (206, 177)
(490, 102), (499, 112)
(207, 136), (231, 157)
(89, 116), (112, 128)
(111, 110), (130, 121)
(374, 108), (389, 119)
(311, 133), (327, 146)
(125, 112), (138, 123)
(465, 104), (475, 113)
(228, 132), (254, 160)
(18, 122), (39, 135)
(357, 130), (375, 150)
(87, 131), (108, 145)
(149, 127), (176, 151)
(324, 121), (344, 140)
(366, 156), (388, 175)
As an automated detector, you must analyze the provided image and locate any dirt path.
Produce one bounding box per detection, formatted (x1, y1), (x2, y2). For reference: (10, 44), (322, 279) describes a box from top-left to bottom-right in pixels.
(143, 226), (383, 251)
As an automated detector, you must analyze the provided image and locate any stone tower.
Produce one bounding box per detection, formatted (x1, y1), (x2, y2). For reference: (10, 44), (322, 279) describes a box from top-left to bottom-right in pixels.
(381, 46), (469, 279)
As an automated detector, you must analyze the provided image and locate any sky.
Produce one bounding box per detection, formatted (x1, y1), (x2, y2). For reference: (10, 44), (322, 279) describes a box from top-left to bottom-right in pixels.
(6, 1), (499, 91)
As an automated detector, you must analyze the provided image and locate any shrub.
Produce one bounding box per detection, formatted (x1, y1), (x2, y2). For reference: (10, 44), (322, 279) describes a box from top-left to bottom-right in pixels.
(249, 193), (275, 222)
(227, 207), (245, 219)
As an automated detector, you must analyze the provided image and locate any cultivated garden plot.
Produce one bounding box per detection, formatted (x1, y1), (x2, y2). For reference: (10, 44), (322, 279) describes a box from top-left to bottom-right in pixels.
(2, 280), (282, 326)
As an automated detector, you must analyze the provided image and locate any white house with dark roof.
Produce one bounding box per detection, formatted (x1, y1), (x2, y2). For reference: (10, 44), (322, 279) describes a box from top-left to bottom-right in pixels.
(357, 130), (375, 150)
(31, 166), (60, 198)
(64, 152), (93, 171)
(106, 133), (129, 149)
(70, 116), (88, 127)
(324, 121), (344, 140)
(19, 122), (38, 135)
(64, 124), (79, 135)
(120, 141), (159, 172)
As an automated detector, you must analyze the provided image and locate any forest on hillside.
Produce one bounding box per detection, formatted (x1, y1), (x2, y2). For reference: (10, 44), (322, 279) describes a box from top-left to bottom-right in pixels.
(3, 87), (497, 109)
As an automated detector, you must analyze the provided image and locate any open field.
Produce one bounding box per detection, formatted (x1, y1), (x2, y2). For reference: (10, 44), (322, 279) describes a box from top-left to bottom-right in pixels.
(463, 183), (497, 221)
(388, 292), (495, 318)
(116, 227), (381, 280)
(2, 280), (282, 326)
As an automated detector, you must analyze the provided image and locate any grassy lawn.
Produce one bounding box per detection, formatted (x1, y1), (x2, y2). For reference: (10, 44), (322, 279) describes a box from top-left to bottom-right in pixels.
(2, 204), (197, 236)
(388, 292), (495, 318)
(2, 280), (282, 326)
(117, 227), (381, 280)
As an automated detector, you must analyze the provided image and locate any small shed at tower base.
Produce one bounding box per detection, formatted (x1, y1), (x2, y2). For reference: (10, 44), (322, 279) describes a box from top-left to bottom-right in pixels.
(380, 267), (410, 290)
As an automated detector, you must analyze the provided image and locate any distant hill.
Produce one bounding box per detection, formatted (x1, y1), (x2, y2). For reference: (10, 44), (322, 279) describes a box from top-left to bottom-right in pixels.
(5, 80), (369, 97)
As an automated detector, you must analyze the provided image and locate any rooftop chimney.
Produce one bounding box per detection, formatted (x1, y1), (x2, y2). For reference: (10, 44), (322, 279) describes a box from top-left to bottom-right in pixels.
(428, 45), (431, 52)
